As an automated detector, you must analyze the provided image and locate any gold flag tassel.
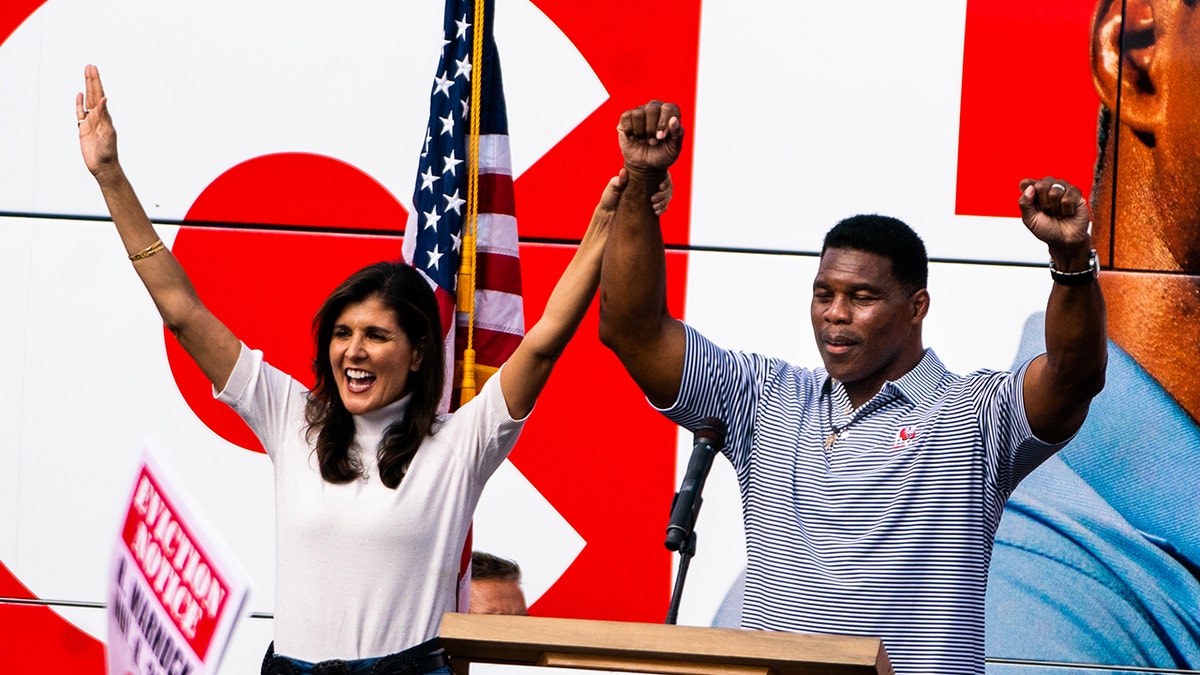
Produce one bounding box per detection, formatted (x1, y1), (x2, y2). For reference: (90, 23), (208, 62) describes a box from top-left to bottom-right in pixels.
(457, 0), (487, 406)
(456, 234), (477, 404)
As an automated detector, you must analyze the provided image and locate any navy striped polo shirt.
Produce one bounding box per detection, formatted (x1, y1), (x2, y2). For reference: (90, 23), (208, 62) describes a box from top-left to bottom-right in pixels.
(662, 325), (1064, 674)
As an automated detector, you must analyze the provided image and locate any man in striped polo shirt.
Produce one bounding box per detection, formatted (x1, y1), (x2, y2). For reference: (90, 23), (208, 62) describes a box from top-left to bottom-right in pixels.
(598, 101), (1108, 674)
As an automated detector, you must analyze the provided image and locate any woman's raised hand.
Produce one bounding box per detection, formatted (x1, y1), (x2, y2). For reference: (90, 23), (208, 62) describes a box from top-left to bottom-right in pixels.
(76, 64), (119, 177)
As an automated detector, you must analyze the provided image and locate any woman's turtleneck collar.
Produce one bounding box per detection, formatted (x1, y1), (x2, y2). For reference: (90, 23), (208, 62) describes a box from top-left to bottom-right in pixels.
(353, 392), (411, 438)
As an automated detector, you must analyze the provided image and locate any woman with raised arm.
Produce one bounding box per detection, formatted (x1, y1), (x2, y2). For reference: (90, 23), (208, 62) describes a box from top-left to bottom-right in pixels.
(75, 64), (667, 674)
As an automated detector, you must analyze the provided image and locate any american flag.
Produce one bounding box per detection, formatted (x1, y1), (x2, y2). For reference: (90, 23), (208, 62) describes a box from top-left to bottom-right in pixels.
(403, 0), (523, 413)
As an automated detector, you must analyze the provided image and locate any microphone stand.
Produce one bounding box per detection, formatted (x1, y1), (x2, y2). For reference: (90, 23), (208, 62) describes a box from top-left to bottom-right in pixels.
(663, 418), (725, 625)
(665, 529), (697, 625)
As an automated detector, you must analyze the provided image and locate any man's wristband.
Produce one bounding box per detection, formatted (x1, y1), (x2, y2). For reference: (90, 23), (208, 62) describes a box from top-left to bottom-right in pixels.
(1049, 249), (1099, 286)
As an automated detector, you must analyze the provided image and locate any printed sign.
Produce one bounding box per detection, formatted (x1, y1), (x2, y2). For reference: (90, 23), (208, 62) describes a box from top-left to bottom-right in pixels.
(107, 450), (249, 675)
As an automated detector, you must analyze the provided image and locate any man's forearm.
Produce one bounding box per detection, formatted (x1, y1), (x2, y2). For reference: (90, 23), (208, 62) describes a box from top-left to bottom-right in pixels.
(1028, 241), (1109, 442)
(599, 167), (671, 349)
(1043, 252), (1108, 397)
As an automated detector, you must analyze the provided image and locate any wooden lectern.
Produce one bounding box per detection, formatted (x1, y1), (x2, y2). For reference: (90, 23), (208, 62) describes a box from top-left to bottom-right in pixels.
(439, 614), (893, 675)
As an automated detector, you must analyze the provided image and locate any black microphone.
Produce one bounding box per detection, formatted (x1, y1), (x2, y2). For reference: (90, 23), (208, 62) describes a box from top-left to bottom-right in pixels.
(665, 418), (726, 552)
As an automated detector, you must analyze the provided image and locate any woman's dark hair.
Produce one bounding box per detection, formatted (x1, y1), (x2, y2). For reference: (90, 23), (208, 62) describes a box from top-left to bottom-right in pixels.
(305, 261), (444, 488)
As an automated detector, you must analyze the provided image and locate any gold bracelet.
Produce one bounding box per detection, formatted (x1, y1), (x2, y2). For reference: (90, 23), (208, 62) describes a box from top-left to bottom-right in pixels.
(129, 239), (166, 262)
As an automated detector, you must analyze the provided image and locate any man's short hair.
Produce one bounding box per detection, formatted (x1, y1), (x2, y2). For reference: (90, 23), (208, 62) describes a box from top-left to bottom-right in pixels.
(471, 551), (521, 582)
(821, 214), (929, 292)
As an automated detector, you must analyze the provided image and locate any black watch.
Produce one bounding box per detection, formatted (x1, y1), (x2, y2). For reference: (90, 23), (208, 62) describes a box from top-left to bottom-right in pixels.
(1049, 249), (1099, 286)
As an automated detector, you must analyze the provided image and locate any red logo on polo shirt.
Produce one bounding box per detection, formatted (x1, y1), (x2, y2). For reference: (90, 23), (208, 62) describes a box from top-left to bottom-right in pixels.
(893, 426), (918, 449)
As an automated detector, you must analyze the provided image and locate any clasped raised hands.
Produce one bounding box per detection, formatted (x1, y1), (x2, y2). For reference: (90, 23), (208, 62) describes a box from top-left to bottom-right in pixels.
(617, 101), (685, 176)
